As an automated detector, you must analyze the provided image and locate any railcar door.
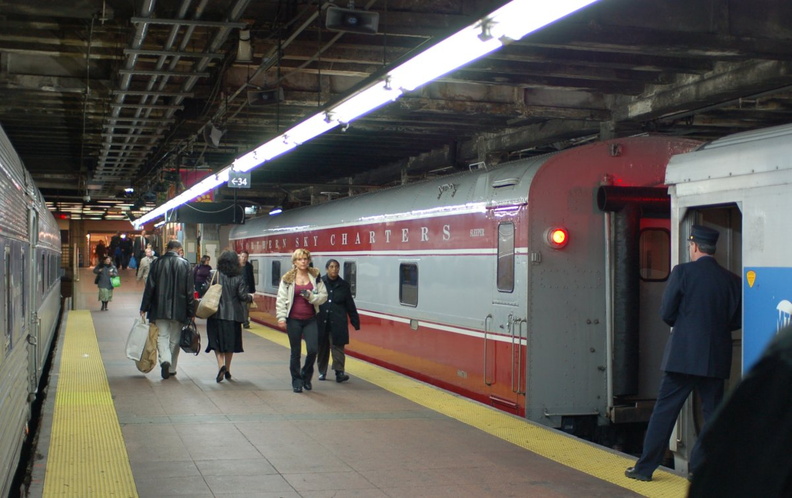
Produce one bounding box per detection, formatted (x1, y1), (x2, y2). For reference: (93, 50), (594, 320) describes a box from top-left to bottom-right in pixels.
(484, 207), (526, 413)
(671, 205), (742, 473)
(27, 207), (39, 396)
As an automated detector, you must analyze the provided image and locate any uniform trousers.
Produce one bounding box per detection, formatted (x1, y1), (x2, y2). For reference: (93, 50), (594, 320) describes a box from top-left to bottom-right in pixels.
(633, 371), (724, 477)
(286, 318), (318, 385)
(155, 319), (182, 373)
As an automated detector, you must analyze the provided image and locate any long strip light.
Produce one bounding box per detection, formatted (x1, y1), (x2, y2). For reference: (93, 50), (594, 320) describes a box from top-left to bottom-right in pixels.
(133, 0), (599, 228)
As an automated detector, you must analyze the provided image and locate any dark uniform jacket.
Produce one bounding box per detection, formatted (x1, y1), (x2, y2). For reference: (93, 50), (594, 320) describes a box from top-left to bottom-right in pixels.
(211, 270), (252, 322)
(660, 256), (741, 379)
(242, 261), (256, 293)
(140, 251), (195, 323)
(317, 275), (360, 346)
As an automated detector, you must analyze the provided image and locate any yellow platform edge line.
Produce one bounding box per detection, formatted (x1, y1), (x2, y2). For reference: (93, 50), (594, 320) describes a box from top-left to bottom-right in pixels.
(43, 310), (137, 498)
(248, 324), (688, 498)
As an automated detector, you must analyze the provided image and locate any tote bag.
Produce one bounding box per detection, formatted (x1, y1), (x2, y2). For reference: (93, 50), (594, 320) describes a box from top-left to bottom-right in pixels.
(125, 318), (150, 361)
(135, 322), (159, 373)
(195, 271), (221, 319)
(111, 275), (121, 287)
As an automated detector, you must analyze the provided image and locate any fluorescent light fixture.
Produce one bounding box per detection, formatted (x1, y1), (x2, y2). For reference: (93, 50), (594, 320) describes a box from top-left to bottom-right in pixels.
(135, 0), (600, 227)
(388, 31), (500, 92)
(132, 171), (228, 228)
(285, 113), (339, 144)
(487, 0), (599, 41)
(269, 206), (283, 216)
(331, 82), (402, 123)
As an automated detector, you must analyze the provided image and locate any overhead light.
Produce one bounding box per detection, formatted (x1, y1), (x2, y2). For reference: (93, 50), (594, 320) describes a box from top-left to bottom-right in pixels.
(134, 0), (600, 228)
(331, 82), (401, 124)
(268, 206), (283, 216)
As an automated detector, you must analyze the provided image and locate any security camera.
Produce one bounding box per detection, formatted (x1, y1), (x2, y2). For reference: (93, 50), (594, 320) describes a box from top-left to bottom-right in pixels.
(83, 195), (91, 202)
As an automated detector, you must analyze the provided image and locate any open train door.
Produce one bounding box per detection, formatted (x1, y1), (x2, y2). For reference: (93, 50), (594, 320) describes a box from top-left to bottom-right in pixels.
(483, 204), (527, 414)
(669, 206), (743, 474)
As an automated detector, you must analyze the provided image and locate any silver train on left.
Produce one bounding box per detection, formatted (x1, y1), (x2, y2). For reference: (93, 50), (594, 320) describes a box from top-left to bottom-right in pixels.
(0, 123), (62, 495)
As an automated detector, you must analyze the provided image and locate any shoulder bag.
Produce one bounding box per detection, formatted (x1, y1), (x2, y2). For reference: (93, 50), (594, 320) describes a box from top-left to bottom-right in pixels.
(179, 319), (201, 355)
(195, 271), (221, 318)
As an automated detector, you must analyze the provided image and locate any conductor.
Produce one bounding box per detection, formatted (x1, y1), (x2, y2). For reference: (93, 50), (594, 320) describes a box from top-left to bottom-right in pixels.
(625, 224), (741, 482)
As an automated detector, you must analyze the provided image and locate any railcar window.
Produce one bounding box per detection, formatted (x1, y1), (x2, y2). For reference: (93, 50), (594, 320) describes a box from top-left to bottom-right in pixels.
(497, 223), (515, 292)
(343, 262), (357, 297)
(40, 253), (45, 294)
(251, 259), (259, 287)
(271, 260), (281, 287)
(640, 228), (671, 281)
(399, 263), (418, 307)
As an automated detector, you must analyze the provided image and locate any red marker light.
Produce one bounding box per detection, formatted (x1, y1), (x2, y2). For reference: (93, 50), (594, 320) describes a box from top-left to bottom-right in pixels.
(545, 227), (569, 249)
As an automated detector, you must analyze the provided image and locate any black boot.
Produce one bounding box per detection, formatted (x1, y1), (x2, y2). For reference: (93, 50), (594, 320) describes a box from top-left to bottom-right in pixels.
(335, 370), (350, 383)
(101, 301), (106, 311)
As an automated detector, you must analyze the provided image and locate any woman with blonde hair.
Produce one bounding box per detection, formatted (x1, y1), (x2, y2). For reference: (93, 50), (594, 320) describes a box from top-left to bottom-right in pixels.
(276, 248), (327, 392)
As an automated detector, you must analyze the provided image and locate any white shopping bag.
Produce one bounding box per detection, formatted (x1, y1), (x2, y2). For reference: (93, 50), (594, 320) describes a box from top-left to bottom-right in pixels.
(125, 318), (149, 361)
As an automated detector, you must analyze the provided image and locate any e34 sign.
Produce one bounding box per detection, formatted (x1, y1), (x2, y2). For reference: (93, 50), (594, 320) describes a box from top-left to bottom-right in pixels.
(228, 171), (251, 189)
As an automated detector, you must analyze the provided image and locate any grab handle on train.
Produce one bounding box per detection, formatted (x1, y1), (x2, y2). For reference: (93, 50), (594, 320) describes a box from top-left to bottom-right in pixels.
(483, 314), (493, 386)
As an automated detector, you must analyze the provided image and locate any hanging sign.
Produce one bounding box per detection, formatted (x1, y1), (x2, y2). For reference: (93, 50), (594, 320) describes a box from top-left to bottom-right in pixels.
(228, 171), (251, 189)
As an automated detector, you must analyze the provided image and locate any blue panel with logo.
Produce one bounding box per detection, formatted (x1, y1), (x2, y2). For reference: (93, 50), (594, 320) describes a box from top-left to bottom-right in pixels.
(743, 267), (792, 372)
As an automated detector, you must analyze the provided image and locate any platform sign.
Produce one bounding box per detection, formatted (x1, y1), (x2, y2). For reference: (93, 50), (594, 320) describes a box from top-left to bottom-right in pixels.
(743, 267), (792, 372)
(228, 171), (251, 189)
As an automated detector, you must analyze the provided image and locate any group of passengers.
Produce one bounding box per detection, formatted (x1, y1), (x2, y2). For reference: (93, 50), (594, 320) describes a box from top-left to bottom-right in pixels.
(104, 240), (358, 392)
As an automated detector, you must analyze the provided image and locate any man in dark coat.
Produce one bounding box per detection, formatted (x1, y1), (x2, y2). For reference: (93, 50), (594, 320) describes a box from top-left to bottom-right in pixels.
(316, 259), (360, 382)
(626, 224), (741, 482)
(688, 324), (792, 496)
(239, 251), (256, 328)
(132, 229), (148, 262)
(139, 240), (195, 379)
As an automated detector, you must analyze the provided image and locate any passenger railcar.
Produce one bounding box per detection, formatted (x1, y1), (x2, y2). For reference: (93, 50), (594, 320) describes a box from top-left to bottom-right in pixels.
(664, 122), (792, 473)
(0, 123), (62, 496)
(230, 134), (701, 443)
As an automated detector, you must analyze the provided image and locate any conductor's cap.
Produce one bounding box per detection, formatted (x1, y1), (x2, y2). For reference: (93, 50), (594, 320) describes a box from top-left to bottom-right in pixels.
(689, 225), (719, 245)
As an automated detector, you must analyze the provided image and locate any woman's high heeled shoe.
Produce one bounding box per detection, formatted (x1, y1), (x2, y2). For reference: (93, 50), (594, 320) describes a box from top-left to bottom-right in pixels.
(216, 365), (227, 383)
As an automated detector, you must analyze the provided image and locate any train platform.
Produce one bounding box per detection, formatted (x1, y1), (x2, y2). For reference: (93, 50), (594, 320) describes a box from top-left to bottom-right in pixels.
(25, 268), (689, 497)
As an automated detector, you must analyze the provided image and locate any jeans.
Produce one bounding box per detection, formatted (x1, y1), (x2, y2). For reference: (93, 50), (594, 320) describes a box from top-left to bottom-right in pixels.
(286, 318), (318, 383)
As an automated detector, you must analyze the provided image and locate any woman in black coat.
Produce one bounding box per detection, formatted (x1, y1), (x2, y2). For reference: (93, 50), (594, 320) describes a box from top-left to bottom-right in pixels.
(205, 250), (252, 383)
(316, 259), (360, 382)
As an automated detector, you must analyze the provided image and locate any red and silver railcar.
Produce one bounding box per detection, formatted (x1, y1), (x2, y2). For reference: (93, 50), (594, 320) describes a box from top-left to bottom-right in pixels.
(230, 135), (700, 438)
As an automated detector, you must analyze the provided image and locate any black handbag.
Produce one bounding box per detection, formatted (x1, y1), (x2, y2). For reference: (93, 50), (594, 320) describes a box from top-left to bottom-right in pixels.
(179, 319), (201, 355)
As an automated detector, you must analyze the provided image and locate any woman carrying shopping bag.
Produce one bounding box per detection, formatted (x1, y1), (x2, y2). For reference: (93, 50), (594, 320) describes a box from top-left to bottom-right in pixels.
(93, 255), (119, 311)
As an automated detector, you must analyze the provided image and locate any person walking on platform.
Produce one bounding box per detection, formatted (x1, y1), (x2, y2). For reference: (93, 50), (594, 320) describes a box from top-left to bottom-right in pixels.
(205, 250), (253, 383)
(239, 251), (256, 328)
(317, 259), (360, 383)
(193, 255), (212, 295)
(132, 229), (148, 263)
(625, 225), (741, 482)
(276, 249), (327, 393)
(136, 247), (156, 283)
(139, 240), (195, 380)
(93, 255), (118, 311)
(94, 240), (106, 266)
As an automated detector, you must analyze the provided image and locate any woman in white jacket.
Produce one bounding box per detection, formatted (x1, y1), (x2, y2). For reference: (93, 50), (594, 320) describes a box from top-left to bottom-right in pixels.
(276, 248), (328, 392)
